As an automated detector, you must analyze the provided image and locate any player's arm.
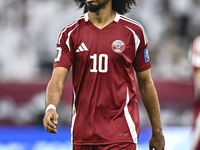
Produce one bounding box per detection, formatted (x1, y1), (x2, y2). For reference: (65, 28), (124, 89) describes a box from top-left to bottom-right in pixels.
(43, 67), (69, 134)
(136, 69), (165, 150)
(194, 69), (200, 98)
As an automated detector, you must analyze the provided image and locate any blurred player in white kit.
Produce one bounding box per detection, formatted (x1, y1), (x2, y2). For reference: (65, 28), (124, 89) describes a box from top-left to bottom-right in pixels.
(189, 35), (200, 150)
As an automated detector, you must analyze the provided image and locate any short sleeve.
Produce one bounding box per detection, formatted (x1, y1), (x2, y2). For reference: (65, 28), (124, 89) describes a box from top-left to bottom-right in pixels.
(191, 36), (200, 70)
(53, 27), (73, 70)
(133, 27), (151, 72)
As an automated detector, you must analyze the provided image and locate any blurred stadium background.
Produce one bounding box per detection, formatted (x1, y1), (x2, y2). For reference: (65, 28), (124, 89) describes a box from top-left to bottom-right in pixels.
(0, 0), (200, 149)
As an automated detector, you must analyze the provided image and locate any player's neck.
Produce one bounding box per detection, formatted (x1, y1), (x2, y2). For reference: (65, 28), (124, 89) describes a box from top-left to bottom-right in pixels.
(88, 4), (116, 29)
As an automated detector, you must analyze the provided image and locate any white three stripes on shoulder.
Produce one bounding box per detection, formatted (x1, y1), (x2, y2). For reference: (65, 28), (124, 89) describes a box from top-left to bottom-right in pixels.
(57, 15), (84, 45)
(66, 25), (79, 52)
(76, 43), (88, 52)
(120, 16), (148, 45)
(125, 26), (140, 56)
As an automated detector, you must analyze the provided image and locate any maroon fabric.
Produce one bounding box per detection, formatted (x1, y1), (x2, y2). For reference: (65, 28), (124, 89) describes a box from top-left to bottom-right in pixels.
(73, 143), (136, 150)
(54, 13), (150, 145)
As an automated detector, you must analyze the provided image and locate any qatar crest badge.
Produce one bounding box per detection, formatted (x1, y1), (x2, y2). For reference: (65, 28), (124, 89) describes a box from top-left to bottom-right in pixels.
(111, 40), (125, 53)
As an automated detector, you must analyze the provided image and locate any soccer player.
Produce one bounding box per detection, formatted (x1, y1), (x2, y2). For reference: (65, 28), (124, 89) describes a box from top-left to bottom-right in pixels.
(189, 35), (200, 150)
(43, 0), (165, 149)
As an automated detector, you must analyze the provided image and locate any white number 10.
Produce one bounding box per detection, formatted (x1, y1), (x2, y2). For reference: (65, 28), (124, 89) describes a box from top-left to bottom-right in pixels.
(90, 54), (108, 73)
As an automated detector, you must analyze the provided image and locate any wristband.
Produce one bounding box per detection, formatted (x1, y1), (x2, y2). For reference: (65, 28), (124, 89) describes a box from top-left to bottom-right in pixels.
(45, 104), (56, 114)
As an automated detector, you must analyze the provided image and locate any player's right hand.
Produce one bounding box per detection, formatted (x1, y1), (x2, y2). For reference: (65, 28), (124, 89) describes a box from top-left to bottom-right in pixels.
(43, 109), (59, 134)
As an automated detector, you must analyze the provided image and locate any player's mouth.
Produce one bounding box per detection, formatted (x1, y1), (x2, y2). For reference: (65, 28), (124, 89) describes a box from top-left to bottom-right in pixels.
(86, 0), (99, 5)
(86, 0), (93, 2)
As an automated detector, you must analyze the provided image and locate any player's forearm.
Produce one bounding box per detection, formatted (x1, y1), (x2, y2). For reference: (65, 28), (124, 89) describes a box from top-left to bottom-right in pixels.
(194, 69), (200, 98)
(138, 80), (162, 134)
(45, 79), (64, 108)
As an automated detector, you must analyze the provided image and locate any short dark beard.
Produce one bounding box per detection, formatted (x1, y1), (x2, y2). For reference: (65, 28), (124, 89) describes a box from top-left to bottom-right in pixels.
(86, 0), (109, 12)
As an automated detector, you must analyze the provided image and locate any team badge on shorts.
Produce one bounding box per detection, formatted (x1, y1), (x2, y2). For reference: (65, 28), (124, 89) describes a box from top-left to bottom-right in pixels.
(111, 40), (125, 53)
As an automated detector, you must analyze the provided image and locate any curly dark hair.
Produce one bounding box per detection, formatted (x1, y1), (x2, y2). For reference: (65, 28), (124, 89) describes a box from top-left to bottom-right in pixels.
(74, 0), (137, 15)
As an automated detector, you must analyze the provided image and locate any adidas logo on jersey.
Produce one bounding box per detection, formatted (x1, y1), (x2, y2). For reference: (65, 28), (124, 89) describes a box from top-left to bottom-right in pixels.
(76, 43), (88, 52)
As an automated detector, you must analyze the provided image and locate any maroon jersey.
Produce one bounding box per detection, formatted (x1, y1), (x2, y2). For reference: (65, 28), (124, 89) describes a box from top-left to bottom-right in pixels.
(54, 13), (151, 145)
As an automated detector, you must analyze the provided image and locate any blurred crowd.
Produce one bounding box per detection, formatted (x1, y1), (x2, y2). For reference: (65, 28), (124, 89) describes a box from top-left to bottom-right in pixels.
(129, 0), (200, 80)
(0, 0), (200, 81)
(0, 0), (82, 81)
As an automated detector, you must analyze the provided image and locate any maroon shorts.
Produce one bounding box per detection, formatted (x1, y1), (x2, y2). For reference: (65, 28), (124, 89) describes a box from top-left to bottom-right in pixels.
(73, 143), (137, 150)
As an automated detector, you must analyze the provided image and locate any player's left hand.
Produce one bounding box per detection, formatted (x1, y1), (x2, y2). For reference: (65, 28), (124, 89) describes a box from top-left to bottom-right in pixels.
(149, 131), (165, 150)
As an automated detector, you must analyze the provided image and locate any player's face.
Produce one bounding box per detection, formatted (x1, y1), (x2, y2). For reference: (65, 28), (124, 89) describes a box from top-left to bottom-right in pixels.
(85, 0), (110, 12)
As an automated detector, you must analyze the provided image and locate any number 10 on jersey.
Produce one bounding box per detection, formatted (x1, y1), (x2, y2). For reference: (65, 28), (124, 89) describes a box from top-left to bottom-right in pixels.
(90, 54), (108, 73)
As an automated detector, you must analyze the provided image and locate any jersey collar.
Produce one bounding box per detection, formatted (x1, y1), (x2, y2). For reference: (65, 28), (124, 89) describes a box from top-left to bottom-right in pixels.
(83, 12), (121, 23)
